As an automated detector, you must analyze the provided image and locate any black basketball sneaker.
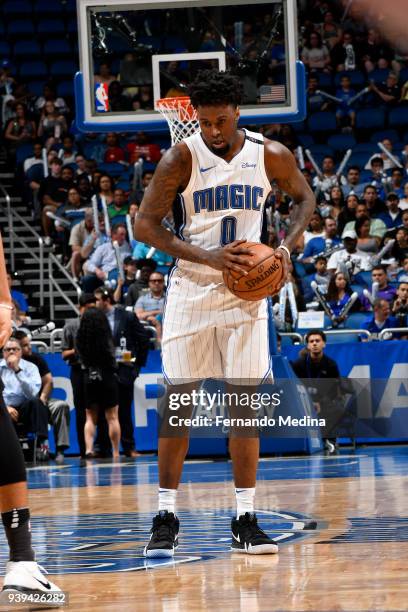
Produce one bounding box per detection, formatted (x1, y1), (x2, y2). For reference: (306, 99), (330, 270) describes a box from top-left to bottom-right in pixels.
(144, 511), (179, 558)
(231, 512), (279, 554)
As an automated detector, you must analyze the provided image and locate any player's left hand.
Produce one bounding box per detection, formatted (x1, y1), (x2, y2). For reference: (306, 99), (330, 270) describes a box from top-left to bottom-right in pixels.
(0, 308), (12, 349)
(274, 247), (291, 291)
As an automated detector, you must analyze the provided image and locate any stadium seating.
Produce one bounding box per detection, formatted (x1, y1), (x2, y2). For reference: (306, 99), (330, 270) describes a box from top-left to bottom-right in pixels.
(308, 111), (337, 133)
(13, 41), (42, 59)
(356, 108), (386, 130)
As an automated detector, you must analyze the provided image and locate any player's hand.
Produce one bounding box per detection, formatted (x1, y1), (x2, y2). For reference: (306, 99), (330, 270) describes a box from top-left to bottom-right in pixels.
(274, 247), (291, 291)
(0, 308), (12, 349)
(207, 240), (255, 275)
(7, 407), (18, 422)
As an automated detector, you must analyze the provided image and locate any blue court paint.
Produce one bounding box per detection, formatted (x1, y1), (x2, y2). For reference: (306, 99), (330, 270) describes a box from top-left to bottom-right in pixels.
(0, 510), (315, 574)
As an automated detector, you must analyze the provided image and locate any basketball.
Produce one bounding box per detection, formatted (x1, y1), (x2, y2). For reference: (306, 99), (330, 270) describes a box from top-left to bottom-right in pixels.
(223, 243), (284, 301)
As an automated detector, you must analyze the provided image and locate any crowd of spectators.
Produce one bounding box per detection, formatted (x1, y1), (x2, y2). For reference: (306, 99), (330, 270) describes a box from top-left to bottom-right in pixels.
(0, 0), (407, 344)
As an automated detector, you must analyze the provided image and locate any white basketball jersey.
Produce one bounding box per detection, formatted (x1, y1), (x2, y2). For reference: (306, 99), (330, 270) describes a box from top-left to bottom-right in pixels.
(175, 128), (272, 278)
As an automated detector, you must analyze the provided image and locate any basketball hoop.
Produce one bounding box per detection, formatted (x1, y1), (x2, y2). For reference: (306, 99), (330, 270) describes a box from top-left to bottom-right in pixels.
(156, 96), (199, 145)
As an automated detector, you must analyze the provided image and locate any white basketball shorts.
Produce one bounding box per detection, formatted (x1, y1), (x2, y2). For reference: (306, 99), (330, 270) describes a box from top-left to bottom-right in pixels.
(161, 267), (272, 384)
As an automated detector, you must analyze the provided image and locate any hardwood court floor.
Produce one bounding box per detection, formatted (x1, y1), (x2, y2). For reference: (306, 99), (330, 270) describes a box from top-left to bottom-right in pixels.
(1, 447), (408, 612)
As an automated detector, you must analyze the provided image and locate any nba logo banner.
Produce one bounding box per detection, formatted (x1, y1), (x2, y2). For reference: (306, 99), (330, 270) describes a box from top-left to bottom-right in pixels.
(95, 83), (109, 112)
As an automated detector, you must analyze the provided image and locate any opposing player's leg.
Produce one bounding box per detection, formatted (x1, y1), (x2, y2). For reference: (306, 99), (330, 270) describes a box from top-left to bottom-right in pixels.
(0, 393), (60, 598)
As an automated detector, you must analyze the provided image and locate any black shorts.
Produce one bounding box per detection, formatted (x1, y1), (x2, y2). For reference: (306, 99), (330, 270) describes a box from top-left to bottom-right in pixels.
(84, 369), (119, 410)
(0, 379), (27, 486)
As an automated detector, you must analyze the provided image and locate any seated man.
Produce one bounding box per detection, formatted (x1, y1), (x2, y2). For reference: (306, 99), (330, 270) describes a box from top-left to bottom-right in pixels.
(0, 338), (49, 461)
(301, 216), (342, 263)
(361, 298), (399, 340)
(377, 193), (403, 229)
(391, 281), (408, 328)
(360, 265), (397, 311)
(107, 188), (129, 222)
(124, 258), (157, 307)
(113, 256), (137, 304)
(327, 230), (373, 277)
(82, 223), (130, 292)
(13, 331), (70, 464)
(135, 271), (165, 342)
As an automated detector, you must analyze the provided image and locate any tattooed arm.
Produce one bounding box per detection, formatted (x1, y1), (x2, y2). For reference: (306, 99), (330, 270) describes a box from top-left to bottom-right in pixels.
(264, 140), (316, 288)
(265, 140), (316, 253)
(134, 143), (254, 274)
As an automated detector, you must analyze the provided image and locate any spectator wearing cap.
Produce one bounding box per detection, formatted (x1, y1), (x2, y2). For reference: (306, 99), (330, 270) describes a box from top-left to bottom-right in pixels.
(361, 266), (397, 311)
(107, 188), (129, 222)
(124, 258), (157, 307)
(327, 229), (373, 275)
(361, 299), (400, 340)
(82, 223), (130, 293)
(61, 293), (96, 457)
(377, 193), (403, 229)
(113, 256), (137, 304)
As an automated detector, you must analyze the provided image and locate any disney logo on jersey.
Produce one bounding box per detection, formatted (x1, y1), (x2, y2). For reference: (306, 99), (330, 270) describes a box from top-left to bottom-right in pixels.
(241, 162), (256, 169)
(193, 184), (264, 213)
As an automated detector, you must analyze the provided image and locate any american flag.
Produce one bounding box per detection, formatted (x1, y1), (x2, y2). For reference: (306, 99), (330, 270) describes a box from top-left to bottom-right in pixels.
(259, 84), (286, 103)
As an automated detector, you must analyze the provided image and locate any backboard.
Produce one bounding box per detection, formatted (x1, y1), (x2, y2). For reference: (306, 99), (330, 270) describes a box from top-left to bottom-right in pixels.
(75, 0), (306, 132)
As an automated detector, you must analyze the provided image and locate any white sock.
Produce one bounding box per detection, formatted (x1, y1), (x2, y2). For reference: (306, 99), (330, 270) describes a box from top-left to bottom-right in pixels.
(158, 488), (177, 514)
(235, 487), (255, 518)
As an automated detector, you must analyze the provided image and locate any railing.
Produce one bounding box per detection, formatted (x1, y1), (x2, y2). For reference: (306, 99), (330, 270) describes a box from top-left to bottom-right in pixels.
(379, 327), (408, 340)
(0, 182), (45, 307)
(322, 329), (372, 341)
(48, 253), (81, 320)
(279, 332), (304, 344)
(50, 328), (64, 352)
(31, 341), (49, 353)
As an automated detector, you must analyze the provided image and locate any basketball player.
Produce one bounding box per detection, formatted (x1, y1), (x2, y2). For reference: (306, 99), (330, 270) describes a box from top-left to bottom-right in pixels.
(135, 70), (315, 556)
(0, 234), (60, 597)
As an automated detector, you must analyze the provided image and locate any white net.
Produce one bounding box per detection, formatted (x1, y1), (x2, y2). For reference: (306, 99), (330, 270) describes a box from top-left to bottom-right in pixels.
(156, 96), (200, 145)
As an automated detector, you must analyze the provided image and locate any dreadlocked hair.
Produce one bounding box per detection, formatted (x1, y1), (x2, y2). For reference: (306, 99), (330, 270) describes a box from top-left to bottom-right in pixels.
(188, 69), (242, 109)
(76, 307), (116, 369)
